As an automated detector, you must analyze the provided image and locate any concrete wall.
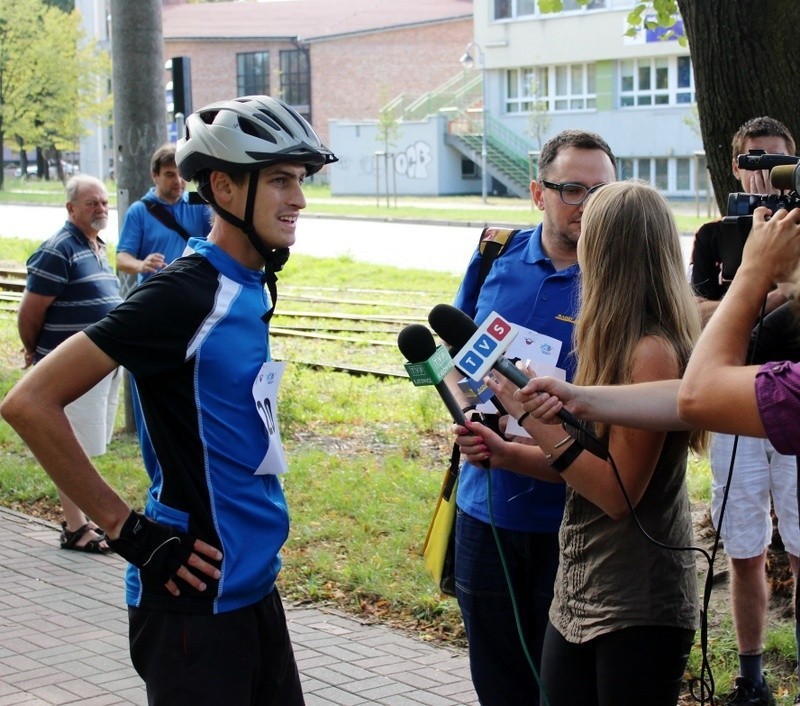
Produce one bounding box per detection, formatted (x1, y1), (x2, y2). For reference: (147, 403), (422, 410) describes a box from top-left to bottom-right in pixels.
(329, 114), (479, 196)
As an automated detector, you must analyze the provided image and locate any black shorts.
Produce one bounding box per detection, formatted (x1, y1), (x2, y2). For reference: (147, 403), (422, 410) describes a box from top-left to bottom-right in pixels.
(129, 588), (304, 706)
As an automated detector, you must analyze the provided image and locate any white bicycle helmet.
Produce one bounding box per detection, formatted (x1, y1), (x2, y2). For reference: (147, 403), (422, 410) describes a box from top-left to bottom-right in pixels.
(175, 95), (337, 275)
(177, 95), (337, 181)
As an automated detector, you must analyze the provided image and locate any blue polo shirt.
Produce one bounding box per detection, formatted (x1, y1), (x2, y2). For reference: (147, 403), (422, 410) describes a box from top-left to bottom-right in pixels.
(117, 187), (212, 284)
(453, 224), (580, 532)
(25, 221), (122, 362)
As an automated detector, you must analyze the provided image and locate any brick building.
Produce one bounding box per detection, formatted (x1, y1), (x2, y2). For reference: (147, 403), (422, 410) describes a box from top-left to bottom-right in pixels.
(161, 0), (474, 145)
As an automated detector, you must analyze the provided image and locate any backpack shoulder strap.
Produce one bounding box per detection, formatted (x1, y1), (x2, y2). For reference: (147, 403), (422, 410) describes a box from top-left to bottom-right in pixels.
(475, 226), (518, 292)
(141, 198), (192, 242)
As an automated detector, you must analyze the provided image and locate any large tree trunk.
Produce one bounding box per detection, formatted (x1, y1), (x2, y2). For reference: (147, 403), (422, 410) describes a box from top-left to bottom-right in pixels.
(678, 1), (800, 214)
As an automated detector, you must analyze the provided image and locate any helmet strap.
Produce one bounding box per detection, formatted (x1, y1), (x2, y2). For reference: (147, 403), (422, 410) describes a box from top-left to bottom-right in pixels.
(201, 171), (289, 322)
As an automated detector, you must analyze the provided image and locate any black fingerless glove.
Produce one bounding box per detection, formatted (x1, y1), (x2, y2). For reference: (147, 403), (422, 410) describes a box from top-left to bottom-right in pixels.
(108, 510), (195, 586)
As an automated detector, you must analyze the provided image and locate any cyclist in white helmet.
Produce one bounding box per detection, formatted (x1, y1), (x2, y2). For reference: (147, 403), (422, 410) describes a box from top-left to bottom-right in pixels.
(1, 95), (337, 705)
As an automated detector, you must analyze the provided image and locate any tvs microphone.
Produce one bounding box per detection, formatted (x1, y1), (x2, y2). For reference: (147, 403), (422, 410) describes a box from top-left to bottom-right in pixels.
(428, 304), (608, 461)
(397, 324), (467, 425)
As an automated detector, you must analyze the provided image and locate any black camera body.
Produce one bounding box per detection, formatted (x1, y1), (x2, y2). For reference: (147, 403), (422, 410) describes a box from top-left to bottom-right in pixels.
(720, 151), (800, 281)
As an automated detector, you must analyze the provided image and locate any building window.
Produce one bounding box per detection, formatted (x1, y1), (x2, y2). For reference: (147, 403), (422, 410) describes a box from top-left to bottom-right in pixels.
(494, 0), (606, 19)
(505, 64), (595, 113)
(506, 68), (539, 113)
(280, 49), (310, 118)
(617, 156), (704, 194)
(676, 157), (691, 191)
(562, 0), (606, 10)
(516, 0), (536, 16)
(655, 158), (668, 190)
(619, 56), (694, 107)
(494, 0), (511, 19)
(676, 55), (694, 104)
(237, 51), (270, 97)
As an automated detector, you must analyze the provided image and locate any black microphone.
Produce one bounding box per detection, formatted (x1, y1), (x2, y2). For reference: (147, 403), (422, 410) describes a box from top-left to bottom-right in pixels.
(398, 324), (491, 471)
(397, 324), (467, 425)
(428, 304), (608, 460)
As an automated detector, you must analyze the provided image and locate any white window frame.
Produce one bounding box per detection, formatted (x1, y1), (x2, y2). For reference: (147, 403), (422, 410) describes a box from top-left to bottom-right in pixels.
(617, 156), (705, 195)
(505, 64), (596, 114)
(619, 56), (695, 108)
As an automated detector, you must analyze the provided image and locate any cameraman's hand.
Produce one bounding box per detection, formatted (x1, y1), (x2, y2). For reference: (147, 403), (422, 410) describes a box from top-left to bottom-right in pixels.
(744, 206), (800, 286)
(745, 168), (777, 195)
(108, 510), (222, 596)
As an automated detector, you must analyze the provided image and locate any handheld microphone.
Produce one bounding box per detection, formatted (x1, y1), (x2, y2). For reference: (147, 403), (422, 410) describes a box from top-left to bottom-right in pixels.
(398, 324), (491, 472)
(737, 151), (799, 171)
(770, 163), (800, 193)
(428, 304), (608, 460)
(397, 324), (467, 425)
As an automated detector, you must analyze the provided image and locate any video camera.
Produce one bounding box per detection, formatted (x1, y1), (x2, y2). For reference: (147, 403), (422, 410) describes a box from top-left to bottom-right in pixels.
(720, 150), (800, 281)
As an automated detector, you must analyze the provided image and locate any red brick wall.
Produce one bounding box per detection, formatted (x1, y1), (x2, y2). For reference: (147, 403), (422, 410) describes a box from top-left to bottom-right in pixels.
(165, 17), (472, 144)
(309, 19), (472, 143)
(164, 39), (301, 113)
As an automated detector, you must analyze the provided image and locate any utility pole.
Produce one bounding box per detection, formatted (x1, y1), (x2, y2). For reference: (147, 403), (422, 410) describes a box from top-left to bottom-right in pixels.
(110, 0), (168, 431)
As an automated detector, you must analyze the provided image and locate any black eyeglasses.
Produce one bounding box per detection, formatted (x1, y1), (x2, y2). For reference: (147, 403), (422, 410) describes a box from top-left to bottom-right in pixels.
(541, 180), (607, 205)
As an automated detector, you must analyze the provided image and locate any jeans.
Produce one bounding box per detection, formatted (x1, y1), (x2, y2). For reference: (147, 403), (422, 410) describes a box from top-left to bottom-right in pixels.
(455, 508), (559, 706)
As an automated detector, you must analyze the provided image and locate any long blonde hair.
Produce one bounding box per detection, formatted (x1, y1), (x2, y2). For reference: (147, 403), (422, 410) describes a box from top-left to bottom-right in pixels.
(574, 181), (705, 451)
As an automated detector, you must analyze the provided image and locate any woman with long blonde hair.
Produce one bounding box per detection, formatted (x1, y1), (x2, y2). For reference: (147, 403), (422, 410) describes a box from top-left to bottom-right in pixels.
(455, 181), (703, 706)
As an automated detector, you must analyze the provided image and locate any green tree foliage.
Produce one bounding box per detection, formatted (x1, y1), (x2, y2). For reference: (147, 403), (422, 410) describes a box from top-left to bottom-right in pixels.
(0, 0), (111, 189)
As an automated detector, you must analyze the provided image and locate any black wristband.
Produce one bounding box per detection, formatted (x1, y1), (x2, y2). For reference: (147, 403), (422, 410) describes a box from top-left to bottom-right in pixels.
(517, 411), (531, 426)
(549, 439), (584, 473)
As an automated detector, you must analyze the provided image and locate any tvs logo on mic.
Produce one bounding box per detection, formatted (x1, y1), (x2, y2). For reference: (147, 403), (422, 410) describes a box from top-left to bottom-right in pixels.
(455, 312), (518, 381)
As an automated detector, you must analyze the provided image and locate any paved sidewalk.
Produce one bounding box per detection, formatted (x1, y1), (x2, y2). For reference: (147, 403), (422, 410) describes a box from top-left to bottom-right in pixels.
(0, 508), (478, 705)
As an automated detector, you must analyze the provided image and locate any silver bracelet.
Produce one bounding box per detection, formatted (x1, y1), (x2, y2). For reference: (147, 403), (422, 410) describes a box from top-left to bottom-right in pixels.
(553, 434), (573, 449)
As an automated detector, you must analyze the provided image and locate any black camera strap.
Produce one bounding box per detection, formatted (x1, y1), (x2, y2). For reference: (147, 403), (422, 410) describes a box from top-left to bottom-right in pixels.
(142, 198), (192, 242)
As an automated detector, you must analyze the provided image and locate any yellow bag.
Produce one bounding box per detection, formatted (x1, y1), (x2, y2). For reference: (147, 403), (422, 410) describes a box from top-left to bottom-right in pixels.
(422, 445), (459, 596)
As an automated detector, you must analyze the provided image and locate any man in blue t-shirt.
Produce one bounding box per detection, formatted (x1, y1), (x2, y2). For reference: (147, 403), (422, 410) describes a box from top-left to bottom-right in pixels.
(116, 143), (211, 286)
(1, 96), (337, 705)
(452, 130), (616, 706)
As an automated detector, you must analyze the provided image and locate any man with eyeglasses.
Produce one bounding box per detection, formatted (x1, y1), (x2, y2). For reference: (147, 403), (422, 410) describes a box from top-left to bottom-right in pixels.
(17, 175), (122, 553)
(451, 130), (616, 705)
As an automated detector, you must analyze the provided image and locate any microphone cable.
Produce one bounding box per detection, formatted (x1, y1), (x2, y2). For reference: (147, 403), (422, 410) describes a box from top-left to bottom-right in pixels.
(687, 297), (770, 705)
(478, 430), (552, 706)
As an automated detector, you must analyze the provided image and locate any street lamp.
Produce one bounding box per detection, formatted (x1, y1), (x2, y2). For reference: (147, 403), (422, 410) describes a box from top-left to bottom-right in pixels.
(460, 42), (488, 203)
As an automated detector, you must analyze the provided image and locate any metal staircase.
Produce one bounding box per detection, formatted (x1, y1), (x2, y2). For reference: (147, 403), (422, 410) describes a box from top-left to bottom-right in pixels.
(384, 74), (535, 198)
(446, 112), (533, 198)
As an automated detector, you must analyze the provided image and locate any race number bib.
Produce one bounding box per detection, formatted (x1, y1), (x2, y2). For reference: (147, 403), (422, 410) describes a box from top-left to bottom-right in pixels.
(251, 361), (289, 475)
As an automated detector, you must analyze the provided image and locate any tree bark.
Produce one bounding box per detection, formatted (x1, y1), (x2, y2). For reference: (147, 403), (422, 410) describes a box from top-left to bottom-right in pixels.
(678, 0), (800, 214)
(110, 0), (167, 432)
